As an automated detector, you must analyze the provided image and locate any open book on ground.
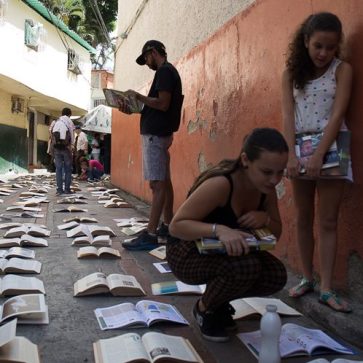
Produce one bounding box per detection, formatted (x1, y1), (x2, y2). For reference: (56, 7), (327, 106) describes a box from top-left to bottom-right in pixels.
(0, 294), (48, 324)
(0, 275), (45, 295)
(4, 225), (50, 238)
(0, 258), (41, 274)
(196, 227), (276, 255)
(153, 262), (171, 274)
(63, 216), (98, 223)
(67, 224), (116, 238)
(1, 212), (45, 218)
(103, 88), (143, 113)
(72, 235), (112, 247)
(58, 221), (80, 230)
(238, 322), (354, 359)
(94, 300), (188, 330)
(0, 319), (40, 363)
(151, 281), (206, 296)
(93, 332), (203, 363)
(104, 200), (133, 208)
(6, 206), (42, 212)
(0, 235), (48, 247)
(114, 217), (149, 227)
(148, 246), (166, 260)
(230, 297), (301, 320)
(0, 247), (35, 259)
(120, 225), (148, 236)
(56, 197), (87, 204)
(54, 206), (88, 213)
(77, 246), (121, 259)
(74, 272), (145, 297)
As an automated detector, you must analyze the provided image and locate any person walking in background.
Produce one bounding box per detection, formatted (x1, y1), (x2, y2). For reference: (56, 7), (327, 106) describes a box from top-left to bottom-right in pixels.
(52, 107), (75, 195)
(91, 133), (101, 161)
(282, 12), (353, 312)
(73, 125), (88, 175)
(167, 128), (288, 342)
(119, 40), (183, 250)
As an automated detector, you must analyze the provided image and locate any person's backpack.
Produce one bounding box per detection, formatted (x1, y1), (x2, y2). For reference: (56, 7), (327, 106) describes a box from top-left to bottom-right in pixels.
(51, 120), (71, 150)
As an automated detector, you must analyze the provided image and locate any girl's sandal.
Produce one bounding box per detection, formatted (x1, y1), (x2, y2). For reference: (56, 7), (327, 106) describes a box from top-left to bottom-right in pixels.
(289, 277), (315, 298)
(319, 291), (352, 313)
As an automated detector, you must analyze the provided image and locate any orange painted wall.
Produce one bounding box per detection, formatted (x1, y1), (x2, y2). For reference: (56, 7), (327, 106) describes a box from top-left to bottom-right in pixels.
(111, 0), (363, 288)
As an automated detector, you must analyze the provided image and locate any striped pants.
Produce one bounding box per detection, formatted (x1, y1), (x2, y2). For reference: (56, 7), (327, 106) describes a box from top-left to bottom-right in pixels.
(166, 240), (287, 311)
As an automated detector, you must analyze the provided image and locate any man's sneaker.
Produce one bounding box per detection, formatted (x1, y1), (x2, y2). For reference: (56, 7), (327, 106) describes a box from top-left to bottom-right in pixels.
(64, 190), (75, 194)
(157, 222), (169, 237)
(122, 231), (158, 251)
(192, 301), (229, 342)
(215, 302), (237, 332)
(56, 191), (64, 196)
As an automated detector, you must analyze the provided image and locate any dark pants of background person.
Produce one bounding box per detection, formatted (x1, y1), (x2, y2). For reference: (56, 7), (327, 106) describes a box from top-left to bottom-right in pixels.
(166, 240), (287, 310)
(87, 167), (104, 181)
(54, 148), (72, 193)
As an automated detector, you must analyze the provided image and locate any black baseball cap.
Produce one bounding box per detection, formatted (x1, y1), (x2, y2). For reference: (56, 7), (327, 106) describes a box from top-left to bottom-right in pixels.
(136, 40), (166, 65)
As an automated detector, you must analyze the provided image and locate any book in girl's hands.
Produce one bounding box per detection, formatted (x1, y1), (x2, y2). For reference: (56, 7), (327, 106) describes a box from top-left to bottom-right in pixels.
(94, 300), (188, 330)
(103, 88), (143, 113)
(74, 272), (145, 297)
(0, 294), (48, 324)
(0, 319), (41, 363)
(77, 246), (121, 259)
(230, 297), (301, 320)
(151, 281), (206, 296)
(93, 332), (203, 363)
(237, 323), (354, 359)
(196, 227), (276, 255)
(0, 235), (48, 247)
(0, 258), (41, 274)
(295, 130), (351, 176)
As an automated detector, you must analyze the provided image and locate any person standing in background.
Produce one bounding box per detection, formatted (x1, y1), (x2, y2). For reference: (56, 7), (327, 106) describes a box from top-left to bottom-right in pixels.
(73, 126), (88, 175)
(91, 133), (101, 161)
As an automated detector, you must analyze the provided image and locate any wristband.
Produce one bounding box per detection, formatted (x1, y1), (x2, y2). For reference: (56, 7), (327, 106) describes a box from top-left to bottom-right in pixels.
(212, 223), (217, 238)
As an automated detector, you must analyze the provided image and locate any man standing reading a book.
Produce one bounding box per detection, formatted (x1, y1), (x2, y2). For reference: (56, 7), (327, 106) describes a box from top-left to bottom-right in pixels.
(119, 40), (183, 250)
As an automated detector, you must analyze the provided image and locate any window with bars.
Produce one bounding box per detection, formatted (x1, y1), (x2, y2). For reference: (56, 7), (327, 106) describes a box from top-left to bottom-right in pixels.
(67, 49), (81, 75)
(24, 19), (41, 51)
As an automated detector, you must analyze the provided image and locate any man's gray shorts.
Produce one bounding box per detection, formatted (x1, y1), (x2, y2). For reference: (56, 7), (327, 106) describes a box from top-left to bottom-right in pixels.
(142, 134), (173, 181)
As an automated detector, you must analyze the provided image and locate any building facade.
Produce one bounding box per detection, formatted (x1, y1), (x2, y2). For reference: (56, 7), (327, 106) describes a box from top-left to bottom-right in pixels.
(0, 0), (95, 172)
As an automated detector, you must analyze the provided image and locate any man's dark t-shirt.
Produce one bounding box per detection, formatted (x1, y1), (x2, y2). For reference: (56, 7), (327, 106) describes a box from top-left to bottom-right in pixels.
(140, 62), (182, 136)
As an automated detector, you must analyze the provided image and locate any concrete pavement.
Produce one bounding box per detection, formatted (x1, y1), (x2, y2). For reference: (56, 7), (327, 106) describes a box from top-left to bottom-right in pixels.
(0, 173), (361, 363)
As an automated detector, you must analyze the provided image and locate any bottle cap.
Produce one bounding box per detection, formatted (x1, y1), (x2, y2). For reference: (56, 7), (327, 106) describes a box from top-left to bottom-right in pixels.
(266, 304), (278, 312)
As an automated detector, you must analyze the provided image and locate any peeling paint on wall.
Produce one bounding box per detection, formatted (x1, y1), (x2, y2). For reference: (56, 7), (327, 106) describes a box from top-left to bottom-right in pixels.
(187, 110), (208, 134)
(198, 152), (213, 173)
(127, 153), (134, 168)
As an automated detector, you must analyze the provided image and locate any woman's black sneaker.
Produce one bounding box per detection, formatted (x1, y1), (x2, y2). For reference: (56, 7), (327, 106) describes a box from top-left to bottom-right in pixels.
(157, 222), (169, 237)
(215, 302), (237, 332)
(192, 301), (229, 342)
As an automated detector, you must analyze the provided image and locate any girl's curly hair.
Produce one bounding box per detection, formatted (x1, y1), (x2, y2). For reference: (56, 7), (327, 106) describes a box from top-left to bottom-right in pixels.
(286, 12), (343, 90)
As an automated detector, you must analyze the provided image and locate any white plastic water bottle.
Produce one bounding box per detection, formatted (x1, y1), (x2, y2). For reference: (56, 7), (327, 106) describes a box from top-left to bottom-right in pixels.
(258, 304), (281, 363)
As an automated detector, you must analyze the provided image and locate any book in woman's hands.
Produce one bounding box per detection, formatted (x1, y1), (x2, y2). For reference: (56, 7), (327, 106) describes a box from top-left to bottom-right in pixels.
(93, 332), (203, 363)
(0, 235), (48, 247)
(74, 272), (145, 297)
(196, 227), (276, 255)
(0, 258), (41, 274)
(237, 323), (354, 358)
(151, 281), (206, 296)
(0, 319), (40, 363)
(230, 297), (301, 320)
(77, 246), (121, 259)
(103, 88), (143, 113)
(0, 294), (48, 324)
(94, 300), (189, 330)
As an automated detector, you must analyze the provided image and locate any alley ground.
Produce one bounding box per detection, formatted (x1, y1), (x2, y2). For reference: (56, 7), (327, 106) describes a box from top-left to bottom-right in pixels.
(0, 172), (362, 363)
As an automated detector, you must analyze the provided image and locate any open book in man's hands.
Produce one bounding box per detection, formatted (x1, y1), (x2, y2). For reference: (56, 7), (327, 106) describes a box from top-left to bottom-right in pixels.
(94, 300), (188, 330)
(93, 332), (203, 363)
(103, 88), (143, 113)
(238, 323), (354, 358)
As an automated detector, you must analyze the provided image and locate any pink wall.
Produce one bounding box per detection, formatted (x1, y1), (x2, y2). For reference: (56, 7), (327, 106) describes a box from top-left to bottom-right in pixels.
(111, 0), (363, 288)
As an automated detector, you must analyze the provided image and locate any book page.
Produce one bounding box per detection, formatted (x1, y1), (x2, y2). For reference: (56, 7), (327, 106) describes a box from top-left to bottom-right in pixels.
(6, 247), (35, 259)
(58, 221), (80, 230)
(107, 274), (145, 296)
(4, 226), (27, 238)
(94, 302), (146, 330)
(1, 294), (46, 322)
(153, 262), (172, 274)
(5, 258), (41, 274)
(74, 272), (108, 296)
(142, 332), (202, 363)
(88, 225), (115, 237)
(98, 247), (121, 258)
(239, 297), (302, 317)
(151, 281), (205, 295)
(0, 336), (40, 363)
(148, 246), (166, 260)
(77, 246), (98, 258)
(1, 275), (45, 295)
(20, 234), (48, 247)
(66, 224), (91, 238)
(0, 259), (8, 273)
(136, 300), (189, 326)
(230, 299), (260, 320)
(0, 319), (17, 349)
(94, 333), (149, 363)
(0, 239), (20, 248)
(91, 235), (112, 246)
